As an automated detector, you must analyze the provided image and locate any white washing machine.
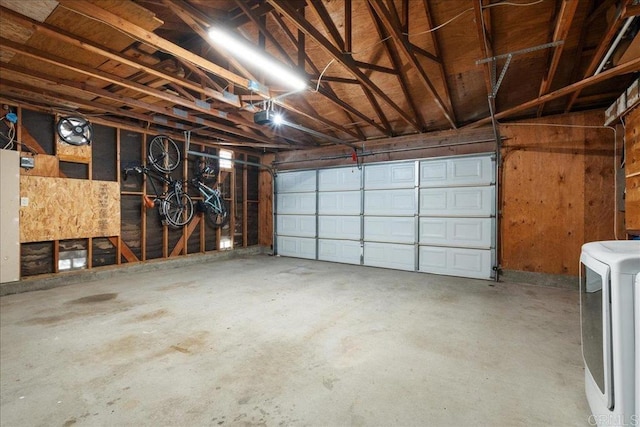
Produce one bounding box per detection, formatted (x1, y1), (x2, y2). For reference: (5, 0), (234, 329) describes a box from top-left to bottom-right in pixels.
(580, 241), (640, 427)
(636, 272), (640, 426)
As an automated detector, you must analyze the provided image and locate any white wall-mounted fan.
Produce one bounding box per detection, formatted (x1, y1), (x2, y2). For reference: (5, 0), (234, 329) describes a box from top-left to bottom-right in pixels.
(56, 116), (93, 146)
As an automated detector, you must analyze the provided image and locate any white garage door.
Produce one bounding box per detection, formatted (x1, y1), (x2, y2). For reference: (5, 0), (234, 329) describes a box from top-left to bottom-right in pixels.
(274, 154), (496, 280)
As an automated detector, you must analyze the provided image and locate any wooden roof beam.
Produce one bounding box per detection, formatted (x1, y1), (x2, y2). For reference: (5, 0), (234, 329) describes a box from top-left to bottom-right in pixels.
(0, 63), (306, 147)
(538, 0), (578, 117)
(537, 0), (579, 116)
(234, 0), (370, 139)
(161, 0), (262, 89)
(0, 5), (243, 109)
(368, 0), (457, 129)
(420, 0), (458, 119)
(308, 0), (345, 50)
(565, 0), (632, 112)
(233, 0), (297, 69)
(218, 0), (370, 141)
(55, 0), (267, 96)
(0, 81), (290, 149)
(267, 1), (389, 137)
(366, 2), (421, 132)
(0, 38), (288, 145)
(467, 56), (640, 127)
(473, 0), (495, 100)
(267, 0), (420, 131)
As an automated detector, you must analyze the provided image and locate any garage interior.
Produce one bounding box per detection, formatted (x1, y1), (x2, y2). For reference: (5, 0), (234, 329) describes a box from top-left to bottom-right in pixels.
(0, 0), (638, 425)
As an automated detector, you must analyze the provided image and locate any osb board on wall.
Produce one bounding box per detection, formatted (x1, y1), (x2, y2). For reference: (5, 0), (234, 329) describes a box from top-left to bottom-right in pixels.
(56, 138), (92, 163)
(20, 176), (120, 242)
(500, 111), (615, 276)
(19, 153), (58, 177)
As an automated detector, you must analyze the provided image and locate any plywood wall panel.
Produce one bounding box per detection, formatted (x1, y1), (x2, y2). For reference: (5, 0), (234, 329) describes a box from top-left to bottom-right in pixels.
(625, 175), (640, 232)
(625, 107), (640, 232)
(19, 154), (59, 177)
(20, 176), (120, 242)
(56, 138), (92, 163)
(500, 111), (615, 276)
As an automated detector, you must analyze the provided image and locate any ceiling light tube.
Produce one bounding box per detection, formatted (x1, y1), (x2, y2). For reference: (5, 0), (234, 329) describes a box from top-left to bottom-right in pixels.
(208, 28), (307, 92)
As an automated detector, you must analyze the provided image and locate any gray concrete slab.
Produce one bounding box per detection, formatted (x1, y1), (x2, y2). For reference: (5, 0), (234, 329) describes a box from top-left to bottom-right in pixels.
(1, 255), (589, 426)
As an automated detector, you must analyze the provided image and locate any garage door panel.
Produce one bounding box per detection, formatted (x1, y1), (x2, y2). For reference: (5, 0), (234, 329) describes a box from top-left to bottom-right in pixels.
(364, 189), (415, 216)
(318, 191), (360, 215)
(420, 155), (493, 187)
(277, 170), (316, 193)
(276, 155), (495, 281)
(420, 187), (494, 216)
(277, 193), (316, 215)
(318, 239), (361, 264)
(364, 217), (415, 243)
(318, 168), (361, 191)
(318, 216), (361, 240)
(420, 218), (493, 248)
(364, 162), (415, 189)
(277, 236), (316, 259)
(419, 246), (493, 279)
(277, 215), (316, 237)
(364, 242), (415, 271)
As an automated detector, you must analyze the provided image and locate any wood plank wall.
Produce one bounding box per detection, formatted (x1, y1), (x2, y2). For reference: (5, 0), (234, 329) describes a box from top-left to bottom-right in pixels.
(259, 111), (619, 276)
(7, 105), (262, 279)
(500, 110), (618, 276)
(624, 107), (640, 233)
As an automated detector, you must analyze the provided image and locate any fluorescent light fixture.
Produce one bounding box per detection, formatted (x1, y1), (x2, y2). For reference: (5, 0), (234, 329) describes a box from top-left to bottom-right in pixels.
(208, 28), (307, 92)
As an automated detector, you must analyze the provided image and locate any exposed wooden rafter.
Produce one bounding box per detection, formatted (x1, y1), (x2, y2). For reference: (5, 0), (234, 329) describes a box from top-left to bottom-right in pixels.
(161, 0), (261, 89)
(537, 0), (579, 116)
(0, 81), (290, 150)
(473, 0), (495, 102)
(267, 0), (421, 131)
(368, 0), (457, 129)
(0, 37), (296, 146)
(468, 56), (640, 127)
(421, 0), (456, 117)
(55, 0), (262, 95)
(0, 6), (242, 109)
(565, 0), (632, 112)
(365, 1), (422, 131)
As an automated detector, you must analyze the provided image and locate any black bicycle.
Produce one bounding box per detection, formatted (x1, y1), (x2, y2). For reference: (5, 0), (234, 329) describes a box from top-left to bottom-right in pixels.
(147, 135), (181, 173)
(123, 164), (194, 228)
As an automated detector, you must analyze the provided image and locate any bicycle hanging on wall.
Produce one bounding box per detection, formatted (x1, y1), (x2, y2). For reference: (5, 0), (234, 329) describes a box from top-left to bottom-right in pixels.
(189, 160), (229, 228)
(122, 135), (193, 228)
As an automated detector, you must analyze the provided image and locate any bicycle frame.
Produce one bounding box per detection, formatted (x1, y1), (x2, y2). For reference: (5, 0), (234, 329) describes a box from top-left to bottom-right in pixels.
(123, 164), (193, 227)
(193, 180), (224, 213)
(144, 167), (181, 200)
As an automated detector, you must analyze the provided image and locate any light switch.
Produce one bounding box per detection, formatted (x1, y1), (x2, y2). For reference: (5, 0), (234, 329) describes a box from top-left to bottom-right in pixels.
(20, 197), (29, 207)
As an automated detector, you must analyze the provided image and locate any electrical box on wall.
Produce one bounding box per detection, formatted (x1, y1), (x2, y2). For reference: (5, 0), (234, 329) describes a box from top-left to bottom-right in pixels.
(20, 156), (35, 169)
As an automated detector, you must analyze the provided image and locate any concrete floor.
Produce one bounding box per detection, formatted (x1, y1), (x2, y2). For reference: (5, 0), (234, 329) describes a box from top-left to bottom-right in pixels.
(1, 254), (589, 426)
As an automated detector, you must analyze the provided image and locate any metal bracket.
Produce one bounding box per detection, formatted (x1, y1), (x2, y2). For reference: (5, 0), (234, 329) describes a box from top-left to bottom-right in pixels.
(477, 40), (564, 97)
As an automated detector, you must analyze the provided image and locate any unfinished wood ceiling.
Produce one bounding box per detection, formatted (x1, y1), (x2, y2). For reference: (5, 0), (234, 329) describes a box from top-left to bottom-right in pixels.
(0, 0), (638, 152)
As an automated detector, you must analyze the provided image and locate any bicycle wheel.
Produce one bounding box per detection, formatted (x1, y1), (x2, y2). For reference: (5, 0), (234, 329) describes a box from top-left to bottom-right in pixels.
(162, 190), (194, 227)
(206, 198), (229, 228)
(148, 135), (180, 173)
